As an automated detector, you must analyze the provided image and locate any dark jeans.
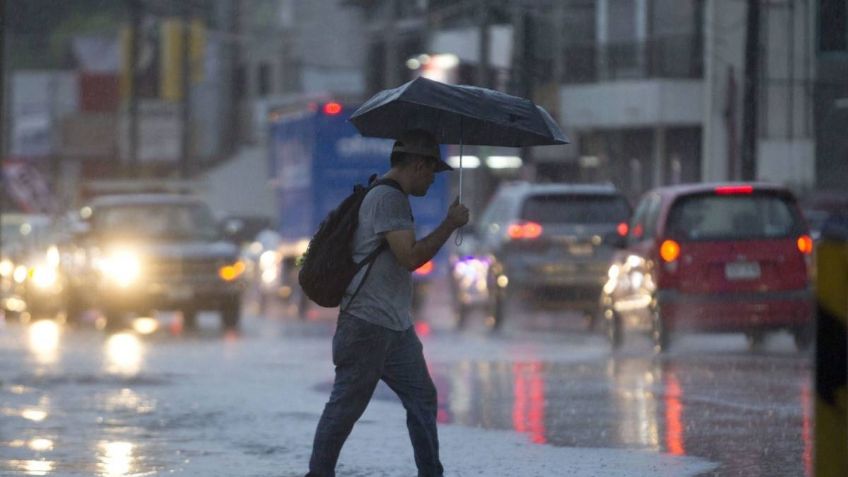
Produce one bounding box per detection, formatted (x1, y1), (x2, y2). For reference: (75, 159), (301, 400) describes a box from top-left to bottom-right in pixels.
(307, 314), (443, 477)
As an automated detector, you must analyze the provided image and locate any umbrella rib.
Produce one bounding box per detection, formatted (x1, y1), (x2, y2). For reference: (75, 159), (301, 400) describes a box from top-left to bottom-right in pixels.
(391, 98), (551, 145)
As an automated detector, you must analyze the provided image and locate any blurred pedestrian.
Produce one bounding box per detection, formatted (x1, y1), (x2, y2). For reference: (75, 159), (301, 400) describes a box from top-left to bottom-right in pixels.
(306, 129), (468, 477)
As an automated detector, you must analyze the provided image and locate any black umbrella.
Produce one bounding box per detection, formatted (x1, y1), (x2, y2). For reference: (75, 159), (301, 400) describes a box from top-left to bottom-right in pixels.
(350, 76), (568, 147)
(351, 77), (569, 244)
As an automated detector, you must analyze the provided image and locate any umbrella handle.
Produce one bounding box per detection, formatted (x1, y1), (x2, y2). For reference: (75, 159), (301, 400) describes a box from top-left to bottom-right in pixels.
(455, 118), (464, 246)
(458, 117), (463, 205)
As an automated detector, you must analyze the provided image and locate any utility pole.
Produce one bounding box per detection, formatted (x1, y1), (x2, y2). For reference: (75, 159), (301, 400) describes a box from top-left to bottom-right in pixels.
(741, 0), (761, 181)
(511, 6), (536, 181)
(476, 0), (490, 88)
(226, 0), (241, 152)
(0, 0), (6, 259)
(128, 0), (141, 178)
(180, 2), (192, 180)
(384, 0), (399, 87)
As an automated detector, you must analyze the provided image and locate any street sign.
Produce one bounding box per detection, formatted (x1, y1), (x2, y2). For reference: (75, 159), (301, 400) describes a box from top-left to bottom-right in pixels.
(1, 161), (57, 214)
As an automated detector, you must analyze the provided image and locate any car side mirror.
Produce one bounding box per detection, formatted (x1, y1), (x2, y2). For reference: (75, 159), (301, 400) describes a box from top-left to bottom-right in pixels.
(603, 231), (627, 249)
(70, 221), (92, 242)
(221, 218), (245, 243)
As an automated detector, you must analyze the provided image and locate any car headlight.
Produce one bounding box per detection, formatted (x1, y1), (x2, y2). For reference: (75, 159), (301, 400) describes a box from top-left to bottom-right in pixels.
(0, 258), (14, 277)
(30, 264), (58, 289)
(13, 265), (29, 284)
(97, 249), (142, 288)
(219, 260), (246, 282)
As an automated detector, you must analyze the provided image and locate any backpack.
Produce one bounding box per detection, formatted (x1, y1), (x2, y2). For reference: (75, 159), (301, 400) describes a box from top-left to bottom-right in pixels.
(298, 175), (403, 308)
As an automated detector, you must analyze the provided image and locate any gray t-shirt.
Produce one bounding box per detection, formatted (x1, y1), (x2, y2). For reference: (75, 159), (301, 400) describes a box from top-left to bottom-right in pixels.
(340, 184), (415, 330)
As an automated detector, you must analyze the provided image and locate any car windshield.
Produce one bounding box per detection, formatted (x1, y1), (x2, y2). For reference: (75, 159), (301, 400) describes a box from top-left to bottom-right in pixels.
(520, 194), (630, 224)
(93, 203), (220, 240)
(1, 218), (54, 253)
(667, 193), (802, 240)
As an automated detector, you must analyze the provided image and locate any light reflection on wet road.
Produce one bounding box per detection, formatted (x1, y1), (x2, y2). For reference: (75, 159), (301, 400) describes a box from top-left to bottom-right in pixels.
(415, 353), (812, 477)
(0, 302), (811, 476)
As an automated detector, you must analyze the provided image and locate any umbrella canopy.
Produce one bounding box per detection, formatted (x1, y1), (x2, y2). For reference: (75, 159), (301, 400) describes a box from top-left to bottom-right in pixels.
(350, 77), (568, 147)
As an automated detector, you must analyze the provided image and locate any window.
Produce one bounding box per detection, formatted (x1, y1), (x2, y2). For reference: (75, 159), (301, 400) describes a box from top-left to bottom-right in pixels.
(820, 0), (848, 52)
(94, 204), (219, 240)
(520, 194), (631, 224)
(478, 195), (510, 241)
(666, 194), (802, 240)
(628, 194), (660, 244)
(234, 65), (246, 100)
(258, 62), (272, 96)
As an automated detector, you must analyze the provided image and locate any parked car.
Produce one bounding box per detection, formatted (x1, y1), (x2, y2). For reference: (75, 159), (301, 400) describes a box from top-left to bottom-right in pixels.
(448, 230), (488, 327)
(600, 183), (814, 352)
(800, 191), (848, 242)
(455, 182), (631, 330)
(62, 194), (246, 329)
(1, 214), (65, 320)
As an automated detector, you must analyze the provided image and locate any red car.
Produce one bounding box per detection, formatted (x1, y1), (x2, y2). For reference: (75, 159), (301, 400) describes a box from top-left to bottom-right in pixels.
(600, 183), (814, 352)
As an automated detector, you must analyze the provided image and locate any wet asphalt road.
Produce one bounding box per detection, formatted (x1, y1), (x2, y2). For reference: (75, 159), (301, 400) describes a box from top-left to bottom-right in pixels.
(0, 282), (812, 477)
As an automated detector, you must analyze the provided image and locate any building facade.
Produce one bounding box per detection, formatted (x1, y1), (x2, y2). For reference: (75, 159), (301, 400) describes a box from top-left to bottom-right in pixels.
(560, 0), (817, 200)
(234, 0), (370, 143)
(814, 0), (848, 191)
(351, 0), (832, 201)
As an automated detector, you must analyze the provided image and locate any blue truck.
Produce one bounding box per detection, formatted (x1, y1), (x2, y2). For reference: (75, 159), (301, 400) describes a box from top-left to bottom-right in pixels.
(267, 101), (449, 318)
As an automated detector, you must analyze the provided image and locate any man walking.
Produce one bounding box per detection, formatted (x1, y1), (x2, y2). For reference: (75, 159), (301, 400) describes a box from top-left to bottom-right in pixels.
(306, 129), (469, 477)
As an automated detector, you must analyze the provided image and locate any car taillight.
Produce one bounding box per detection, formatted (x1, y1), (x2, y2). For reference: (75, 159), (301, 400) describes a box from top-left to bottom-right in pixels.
(796, 235), (813, 255)
(414, 260), (434, 276)
(219, 260), (246, 281)
(617, 222), (629, 236)
(322, 102), (343, 115)
(715, 185), (753, 195)
(659, 239), (681, 263)
(507, 221), (543, 240)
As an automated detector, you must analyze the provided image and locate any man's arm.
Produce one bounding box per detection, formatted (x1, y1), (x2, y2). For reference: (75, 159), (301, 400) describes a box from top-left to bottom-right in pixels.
(385, 198), (469, 271)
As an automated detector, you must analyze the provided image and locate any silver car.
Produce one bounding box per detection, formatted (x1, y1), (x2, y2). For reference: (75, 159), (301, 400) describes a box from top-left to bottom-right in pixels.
(455, 182), (631, 330)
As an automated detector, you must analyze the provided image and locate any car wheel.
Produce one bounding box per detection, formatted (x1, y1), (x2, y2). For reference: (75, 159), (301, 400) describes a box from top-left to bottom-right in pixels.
(221, 300), (241, 329)
(792, 324), (814, 352)
(103, 309), (127, 331)
(745, 331), (767, 351)
(258, 291), (269, 315)
(182, 309), (198, 329)
(412, 282), (427, 314)
(585, 309), (600, 332)
(489, 290), (506, 332)
(651, 305), (670, 352)
(455, 303), (469, 330)
(64, 289), (85, 325)
(605, 307), (623, 350)
(297, 290), (309, 321)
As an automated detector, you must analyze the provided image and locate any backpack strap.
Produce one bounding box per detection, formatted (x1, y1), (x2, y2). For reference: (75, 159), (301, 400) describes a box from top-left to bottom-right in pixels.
(341, 174), (410, 312)
(341, 241), (387, 313)
(369, 177), (403, 192)
(339, 176), (405, 313)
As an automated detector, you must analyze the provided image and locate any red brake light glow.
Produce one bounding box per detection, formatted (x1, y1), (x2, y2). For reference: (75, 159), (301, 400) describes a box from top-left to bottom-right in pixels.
(507, 221), (543, 240)
(617, 222), (629, 237)
(660, 239), (681, 263)
(715, 185), (753, 195)
(414, 260), (434, 276)
(797, 235), (813, 255)
(323, 102), (343, 116)
(414, 321), (432, 337)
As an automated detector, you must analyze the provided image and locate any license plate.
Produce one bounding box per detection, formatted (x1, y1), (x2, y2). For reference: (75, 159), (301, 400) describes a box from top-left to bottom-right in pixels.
(167, 286), (193, 300)
(568, 244), (593, 256)
(725, 261), (761, 280)
(541, 263), (577, 274)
